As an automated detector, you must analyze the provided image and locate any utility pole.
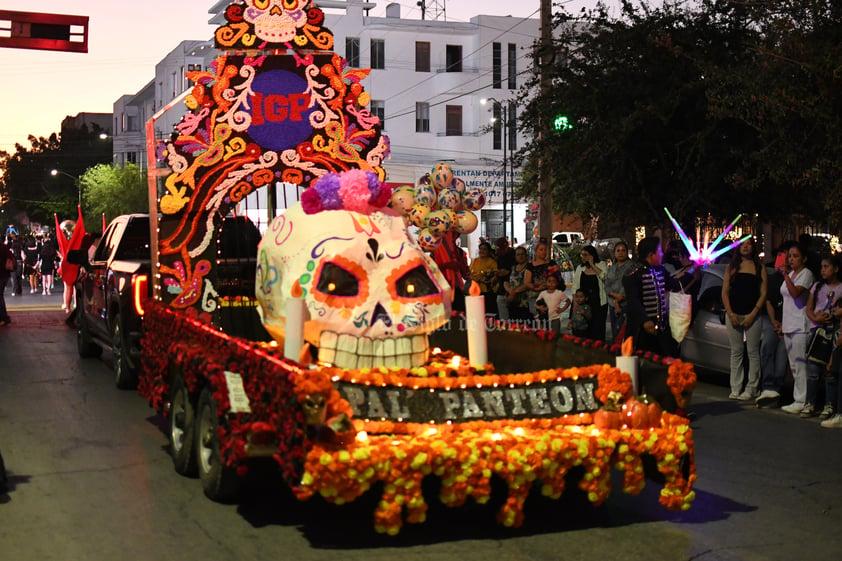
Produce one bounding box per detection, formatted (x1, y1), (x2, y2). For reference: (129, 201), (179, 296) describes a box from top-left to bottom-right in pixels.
(537, 0), (553, 243)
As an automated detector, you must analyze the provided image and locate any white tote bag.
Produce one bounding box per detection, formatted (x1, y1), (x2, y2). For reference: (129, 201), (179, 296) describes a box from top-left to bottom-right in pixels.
(669, 290), (692, 343)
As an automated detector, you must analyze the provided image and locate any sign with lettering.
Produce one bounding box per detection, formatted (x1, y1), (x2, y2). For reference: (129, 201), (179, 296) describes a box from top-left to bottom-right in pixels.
(248, 69), (315, 152)
(337, 378), (599, 424)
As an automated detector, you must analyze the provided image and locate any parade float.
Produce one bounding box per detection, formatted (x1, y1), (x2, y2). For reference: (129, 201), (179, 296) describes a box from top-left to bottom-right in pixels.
(138, 0), (697, 535)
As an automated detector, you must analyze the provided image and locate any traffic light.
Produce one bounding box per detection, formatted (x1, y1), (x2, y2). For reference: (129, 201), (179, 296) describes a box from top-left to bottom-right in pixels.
(553, 114), (573, 132)
(0, 10), (89, 53)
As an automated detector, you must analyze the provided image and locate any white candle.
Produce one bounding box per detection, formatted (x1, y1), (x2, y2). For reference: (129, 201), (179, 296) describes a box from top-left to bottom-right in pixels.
(284, 296), (307, 361)
(465, 286), (488, 368)
(616, 355), (640, 395)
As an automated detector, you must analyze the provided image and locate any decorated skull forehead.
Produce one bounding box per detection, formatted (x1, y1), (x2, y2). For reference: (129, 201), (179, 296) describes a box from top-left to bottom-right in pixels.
(243, 0), (309, 43)
(255, 170), (452, 370)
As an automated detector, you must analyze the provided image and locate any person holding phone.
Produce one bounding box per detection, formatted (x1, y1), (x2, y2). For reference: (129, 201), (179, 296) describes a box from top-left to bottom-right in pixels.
(573, 245), (607, 341)
(779, 242), (815, 415)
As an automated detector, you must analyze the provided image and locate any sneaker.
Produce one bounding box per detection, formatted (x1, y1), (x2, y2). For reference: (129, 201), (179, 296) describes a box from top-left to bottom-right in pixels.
(799, 404), (815, 418)
(820, 414), (842, 429)
(781, 402), (804, 414)
(755, 390), (781, 408)
(729, 392), (740, 400)
(819, 404), (834, 420)
(737, 392), (755, 401)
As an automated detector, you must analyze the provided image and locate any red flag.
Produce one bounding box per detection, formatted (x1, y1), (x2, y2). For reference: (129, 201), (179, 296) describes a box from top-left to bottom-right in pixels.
(54, 213), (69, 256)
(58, 206), (86, 286)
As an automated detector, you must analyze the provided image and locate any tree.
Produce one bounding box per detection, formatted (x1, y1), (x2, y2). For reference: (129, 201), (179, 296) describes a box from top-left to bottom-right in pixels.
(80, 163), (149, 227)
(0, 124), (112, 231)
(516, 0), (842, 233)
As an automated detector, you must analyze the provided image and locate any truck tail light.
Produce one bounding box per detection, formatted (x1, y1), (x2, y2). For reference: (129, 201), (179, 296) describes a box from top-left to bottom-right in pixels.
(133, 274), (148, 317)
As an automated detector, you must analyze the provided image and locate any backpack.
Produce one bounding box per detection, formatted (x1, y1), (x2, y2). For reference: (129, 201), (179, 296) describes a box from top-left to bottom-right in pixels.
(4, 253), (15, 272)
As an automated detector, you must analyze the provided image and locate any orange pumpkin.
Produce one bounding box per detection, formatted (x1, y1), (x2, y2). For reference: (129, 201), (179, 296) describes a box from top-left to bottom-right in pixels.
(594, 391), (623, 430)
(638, 392), (663, 428)
(593, 407), (622, 430)
(622, 398), (649, 429)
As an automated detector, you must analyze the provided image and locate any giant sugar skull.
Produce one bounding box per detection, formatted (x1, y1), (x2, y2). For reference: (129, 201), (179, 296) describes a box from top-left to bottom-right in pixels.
(256, 202), (452, 370)
(243, 0), (309, 43)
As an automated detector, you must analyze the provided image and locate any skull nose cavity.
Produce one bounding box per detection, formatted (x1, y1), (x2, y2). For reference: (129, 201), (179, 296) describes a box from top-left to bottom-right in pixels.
(371, 302), (392, 327)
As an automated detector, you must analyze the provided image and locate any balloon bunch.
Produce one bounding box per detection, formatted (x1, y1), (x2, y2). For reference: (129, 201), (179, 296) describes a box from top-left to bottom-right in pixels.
(389, 162), (486, 252)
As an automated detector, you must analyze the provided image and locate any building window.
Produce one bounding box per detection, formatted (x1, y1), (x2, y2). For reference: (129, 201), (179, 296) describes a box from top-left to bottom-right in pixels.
(371, 39), (385, 69)
(127, 115), (139, 132)
(445, 105), (462, 136)
(126, 152), (138, 164)
(370, 100), (385, 129)
(415, 41), (430, 72)
(445, 45), (462, 72)
(507, 43), (517, 89)
(492, 43), (502, 89)
(346, 37), (360, 67)
(416, 102), (430, 132)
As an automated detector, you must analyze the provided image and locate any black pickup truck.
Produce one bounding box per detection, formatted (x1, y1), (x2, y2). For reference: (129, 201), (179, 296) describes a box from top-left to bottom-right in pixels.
(75, 214), (152, 389)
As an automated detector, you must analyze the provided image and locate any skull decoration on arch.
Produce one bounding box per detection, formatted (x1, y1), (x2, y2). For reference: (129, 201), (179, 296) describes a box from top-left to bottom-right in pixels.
(243, 0), (310, 43)
(255, 171), (452, 370)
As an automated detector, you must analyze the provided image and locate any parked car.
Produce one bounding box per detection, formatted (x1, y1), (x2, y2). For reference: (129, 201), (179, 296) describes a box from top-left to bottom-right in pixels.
(680, 263), (776, 374)
(552, 231), (582, 247)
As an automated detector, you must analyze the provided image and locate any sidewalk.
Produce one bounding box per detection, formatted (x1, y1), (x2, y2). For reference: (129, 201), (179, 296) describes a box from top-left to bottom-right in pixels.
(4, 286), (66, 312)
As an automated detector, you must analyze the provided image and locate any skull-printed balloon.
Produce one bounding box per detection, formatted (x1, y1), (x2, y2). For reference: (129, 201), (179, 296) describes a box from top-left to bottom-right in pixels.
(243, 0), (309, 43)
(256, 204), (452, 370)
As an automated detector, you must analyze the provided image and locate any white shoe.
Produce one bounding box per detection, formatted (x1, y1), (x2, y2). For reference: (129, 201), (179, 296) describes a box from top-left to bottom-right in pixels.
(820, 414), (842, 429)
(781, 402), (804, 414)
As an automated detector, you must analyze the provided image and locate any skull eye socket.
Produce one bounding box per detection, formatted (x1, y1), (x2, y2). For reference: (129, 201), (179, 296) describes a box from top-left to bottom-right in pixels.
(316, 261), (360, 297)
(253, 0), (271, 8)
(282, 0), (299, 8)
(395, 265), (439, 298)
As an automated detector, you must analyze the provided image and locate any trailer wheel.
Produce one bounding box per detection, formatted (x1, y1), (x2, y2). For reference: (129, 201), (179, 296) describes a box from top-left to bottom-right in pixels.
(169, 377), (197, 476)
(196, 388), (240, 502)
(76, 311), (102, 358)
(112, 313), (137, 390)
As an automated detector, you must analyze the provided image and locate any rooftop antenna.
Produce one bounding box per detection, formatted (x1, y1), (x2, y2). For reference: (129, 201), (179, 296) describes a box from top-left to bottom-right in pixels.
(417, 0), (446, 21)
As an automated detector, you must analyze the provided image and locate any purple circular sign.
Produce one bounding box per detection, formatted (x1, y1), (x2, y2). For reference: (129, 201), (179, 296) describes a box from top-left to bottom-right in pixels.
(248, 69), (315, 152)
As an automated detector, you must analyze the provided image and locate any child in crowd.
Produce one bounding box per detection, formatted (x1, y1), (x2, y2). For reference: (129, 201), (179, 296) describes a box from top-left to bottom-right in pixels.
(568, 288), (591, 338)
(803, 255), (842, 420)
(535, 273), (570, 333)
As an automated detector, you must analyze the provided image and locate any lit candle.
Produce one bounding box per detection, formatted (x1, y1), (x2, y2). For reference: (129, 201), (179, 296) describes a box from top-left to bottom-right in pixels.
(284, 280), (308, 361)
(465, 281), (488, 367)
(616, 336), (640, 395)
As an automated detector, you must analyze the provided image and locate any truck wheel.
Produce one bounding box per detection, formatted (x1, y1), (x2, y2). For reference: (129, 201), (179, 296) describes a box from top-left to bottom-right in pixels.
(112, 313), (137, 390)
(76, 311), (102, 358)
(169, 376), (197, 476)
(196, 388), (240, 502)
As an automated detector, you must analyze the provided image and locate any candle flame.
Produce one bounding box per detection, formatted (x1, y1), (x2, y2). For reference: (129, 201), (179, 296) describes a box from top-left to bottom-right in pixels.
(468, 280), (481, 297)
(355, 431), (369, 442)
(621, 336), (634, 356)
(449, 355), (462, 368)
(291, 279), (304, 298)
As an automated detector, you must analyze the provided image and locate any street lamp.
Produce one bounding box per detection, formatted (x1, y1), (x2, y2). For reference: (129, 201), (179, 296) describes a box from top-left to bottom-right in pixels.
(481, 98), (514, 244)
(50, 169), (81, 208)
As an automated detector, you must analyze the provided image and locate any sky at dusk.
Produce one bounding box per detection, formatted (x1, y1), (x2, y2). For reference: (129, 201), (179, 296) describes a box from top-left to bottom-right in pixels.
(0, 0), (609, 156)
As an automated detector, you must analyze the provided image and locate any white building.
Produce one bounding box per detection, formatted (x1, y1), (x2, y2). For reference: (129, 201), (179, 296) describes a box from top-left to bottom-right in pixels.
(111, 0), (539, 253)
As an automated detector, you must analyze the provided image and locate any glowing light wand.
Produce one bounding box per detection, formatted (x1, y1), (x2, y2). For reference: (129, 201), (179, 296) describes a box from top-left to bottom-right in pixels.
(664, 208), (752, 267)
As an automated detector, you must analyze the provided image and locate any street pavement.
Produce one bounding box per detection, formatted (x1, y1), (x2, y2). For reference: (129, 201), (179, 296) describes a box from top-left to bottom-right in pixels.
(1, 303), (841, 560)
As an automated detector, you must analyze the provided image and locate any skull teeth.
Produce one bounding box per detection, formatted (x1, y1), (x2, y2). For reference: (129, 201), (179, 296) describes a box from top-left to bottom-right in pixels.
(317, 331), (429, 370)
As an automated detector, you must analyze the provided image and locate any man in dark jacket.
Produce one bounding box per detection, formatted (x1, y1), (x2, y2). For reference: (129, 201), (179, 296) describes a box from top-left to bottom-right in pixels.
(623, 236), (678, 357)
